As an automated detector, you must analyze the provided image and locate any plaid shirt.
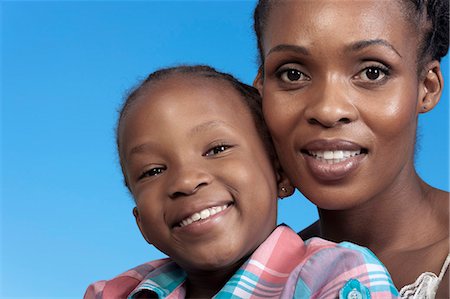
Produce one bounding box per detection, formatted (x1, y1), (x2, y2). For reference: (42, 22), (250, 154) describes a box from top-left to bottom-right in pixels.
(85, 225), (398, 298)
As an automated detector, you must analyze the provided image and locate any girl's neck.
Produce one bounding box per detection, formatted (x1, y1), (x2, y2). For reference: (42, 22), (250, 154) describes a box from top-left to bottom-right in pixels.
(185, 259), (245, 299)
(317, 172), (448, 255)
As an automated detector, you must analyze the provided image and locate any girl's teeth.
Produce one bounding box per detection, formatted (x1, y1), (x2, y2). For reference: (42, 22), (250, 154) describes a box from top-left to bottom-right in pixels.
(200, 209), (210, 219)
(178, 205), (228, 227)
(309, 150), (362, 163)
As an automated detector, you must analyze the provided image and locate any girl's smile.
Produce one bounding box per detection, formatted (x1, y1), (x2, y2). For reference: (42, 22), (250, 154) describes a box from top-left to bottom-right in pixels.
(175, 203), (231, 228)
(119, 74), (279, 273)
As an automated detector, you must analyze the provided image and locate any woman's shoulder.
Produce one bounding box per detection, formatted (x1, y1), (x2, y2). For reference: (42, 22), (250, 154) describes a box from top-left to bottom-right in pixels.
(292, 236), (399, 298)
(399, 253), (450, 299)
(83, 258), (171, 299)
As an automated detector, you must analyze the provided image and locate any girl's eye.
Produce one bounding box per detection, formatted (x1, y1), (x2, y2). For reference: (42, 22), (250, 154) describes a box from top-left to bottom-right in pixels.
(357, 66), (389, 82)
(204, 145), (231, 157)
(139, 167), (166, 180)
(279, 68), (310, 83)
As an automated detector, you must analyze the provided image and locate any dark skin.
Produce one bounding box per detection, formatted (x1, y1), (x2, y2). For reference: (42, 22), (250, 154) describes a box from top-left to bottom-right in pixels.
(121, 76), (292, 298)
(254, 0), (449, 297)
(301, 181), (449, 298)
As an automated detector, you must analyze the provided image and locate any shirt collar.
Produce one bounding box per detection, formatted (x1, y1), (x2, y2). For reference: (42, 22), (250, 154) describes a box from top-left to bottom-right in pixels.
(129, 225), (303, 298)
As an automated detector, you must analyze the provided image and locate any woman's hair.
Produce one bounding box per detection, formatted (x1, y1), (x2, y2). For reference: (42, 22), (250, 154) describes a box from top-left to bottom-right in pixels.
(116, 65), (276, 188)
(253, 0), (449, 71)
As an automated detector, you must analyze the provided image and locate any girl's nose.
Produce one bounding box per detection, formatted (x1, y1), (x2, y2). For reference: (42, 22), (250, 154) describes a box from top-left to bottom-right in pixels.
(304, 79), (358, 128)
(167, 164), (213, 199)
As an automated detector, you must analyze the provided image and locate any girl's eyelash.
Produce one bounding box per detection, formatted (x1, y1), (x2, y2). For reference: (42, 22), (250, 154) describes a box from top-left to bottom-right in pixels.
(138, 167), (166, 180)
(204, 143), (233, 157)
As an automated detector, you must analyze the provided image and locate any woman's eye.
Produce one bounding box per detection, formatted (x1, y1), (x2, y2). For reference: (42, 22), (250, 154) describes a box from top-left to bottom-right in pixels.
(204, 145), (231, 157)
(139, 167), (166, 180)
(358, 66), (389, 82)
(279, 68), (310, 83)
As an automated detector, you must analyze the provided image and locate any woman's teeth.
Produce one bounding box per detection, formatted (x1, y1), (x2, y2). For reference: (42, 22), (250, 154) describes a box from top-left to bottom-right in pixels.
(179, 204), (228, 227)
(308, 150), (363, 164)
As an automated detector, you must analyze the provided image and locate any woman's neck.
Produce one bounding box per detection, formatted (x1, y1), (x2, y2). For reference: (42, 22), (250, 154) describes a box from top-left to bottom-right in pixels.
(317, 173), (448, 255)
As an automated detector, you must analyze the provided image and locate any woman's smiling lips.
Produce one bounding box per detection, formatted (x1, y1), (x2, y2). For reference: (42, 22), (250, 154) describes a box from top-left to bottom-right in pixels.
(300, 139), (368, 182)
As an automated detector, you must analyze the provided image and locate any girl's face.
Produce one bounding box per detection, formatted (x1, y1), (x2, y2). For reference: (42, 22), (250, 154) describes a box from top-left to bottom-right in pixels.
(256, 0), (434, 209)
(119, 76), (278, 273)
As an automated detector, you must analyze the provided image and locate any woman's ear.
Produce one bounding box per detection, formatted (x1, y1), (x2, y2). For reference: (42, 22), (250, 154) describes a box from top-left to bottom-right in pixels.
(418, 60), (443, 114)
(274, 161), (295, 199)
(253, 67), (264, 95)
(133, 207), (151, 244)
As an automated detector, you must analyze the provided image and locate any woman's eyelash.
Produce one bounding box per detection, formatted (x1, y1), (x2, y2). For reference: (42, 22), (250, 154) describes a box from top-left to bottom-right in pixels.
(365, 64), (390, 74)
(357, 64), (391, 82)
(275, 67), (310, 82)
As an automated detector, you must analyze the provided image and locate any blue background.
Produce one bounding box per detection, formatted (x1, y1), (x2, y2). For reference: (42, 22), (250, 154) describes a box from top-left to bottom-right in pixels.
(1, 1), (448, 298)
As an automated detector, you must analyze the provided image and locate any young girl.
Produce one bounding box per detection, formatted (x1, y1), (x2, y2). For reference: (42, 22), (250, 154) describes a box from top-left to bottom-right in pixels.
(253, 1), (449, 298)
(84, 65), (398, 298)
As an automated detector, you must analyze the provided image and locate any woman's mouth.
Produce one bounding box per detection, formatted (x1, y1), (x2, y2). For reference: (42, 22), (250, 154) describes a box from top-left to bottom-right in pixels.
(177, 204), (231, 228)
(300, 141), (368, 181)
(303, 149), (368, 164)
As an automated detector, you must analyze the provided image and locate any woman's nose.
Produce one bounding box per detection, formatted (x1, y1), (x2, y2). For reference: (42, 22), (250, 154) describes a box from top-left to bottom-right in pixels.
(304, 78), (358, 128)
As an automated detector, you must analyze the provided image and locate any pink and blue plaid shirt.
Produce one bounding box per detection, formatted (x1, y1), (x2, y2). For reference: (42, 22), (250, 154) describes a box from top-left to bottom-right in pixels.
(85, 225), (398, 298)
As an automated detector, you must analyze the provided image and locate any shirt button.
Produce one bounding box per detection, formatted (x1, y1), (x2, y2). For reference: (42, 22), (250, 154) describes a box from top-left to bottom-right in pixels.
(347, 288), (363, 299)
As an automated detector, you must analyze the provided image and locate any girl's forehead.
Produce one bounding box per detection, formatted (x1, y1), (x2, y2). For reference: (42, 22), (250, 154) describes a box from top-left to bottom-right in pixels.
(128, 76), (250, 123)
(119, 77), (259, 156)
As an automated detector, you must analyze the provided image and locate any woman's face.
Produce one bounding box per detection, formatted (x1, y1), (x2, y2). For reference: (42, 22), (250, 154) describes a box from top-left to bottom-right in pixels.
(257, 0), (426, 209)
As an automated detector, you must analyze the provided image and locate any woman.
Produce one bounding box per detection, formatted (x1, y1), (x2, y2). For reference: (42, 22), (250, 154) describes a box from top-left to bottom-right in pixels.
(253, 0), (449, 297)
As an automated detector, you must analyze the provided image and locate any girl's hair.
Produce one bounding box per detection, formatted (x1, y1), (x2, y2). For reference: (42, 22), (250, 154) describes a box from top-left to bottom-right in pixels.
(253, 0), (449, 71)
(116, 65), (276, 188)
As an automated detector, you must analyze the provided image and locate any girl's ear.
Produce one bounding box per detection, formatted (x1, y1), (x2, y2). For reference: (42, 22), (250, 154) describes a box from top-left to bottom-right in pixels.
(274, 161), (295, 199)
(418, 61), (443, 114)
(133, 207), (151, 244)
(253, 67), (264, 95)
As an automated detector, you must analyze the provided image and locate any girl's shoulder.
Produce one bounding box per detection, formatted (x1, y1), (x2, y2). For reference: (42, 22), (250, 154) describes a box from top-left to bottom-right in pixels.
(298, 220), (320, 240)
(83, 258), (171, 299)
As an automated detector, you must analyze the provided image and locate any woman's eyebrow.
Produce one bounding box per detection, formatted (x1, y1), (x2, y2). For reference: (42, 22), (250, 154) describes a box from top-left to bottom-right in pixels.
(346, 39), (402, 58)
(267, 44), (310, 57)
(266, 40), (402, 58)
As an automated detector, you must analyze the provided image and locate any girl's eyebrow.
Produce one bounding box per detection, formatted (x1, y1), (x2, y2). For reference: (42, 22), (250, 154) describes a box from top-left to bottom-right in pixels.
(128, 142), (158, 159)
(346, 39), (402, 58)
(188, 120), (230, 138)
(127, 120), (231, 158)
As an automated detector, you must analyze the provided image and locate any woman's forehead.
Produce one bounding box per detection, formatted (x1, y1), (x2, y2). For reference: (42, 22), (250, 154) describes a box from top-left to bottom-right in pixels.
(261, 0), (415, 57)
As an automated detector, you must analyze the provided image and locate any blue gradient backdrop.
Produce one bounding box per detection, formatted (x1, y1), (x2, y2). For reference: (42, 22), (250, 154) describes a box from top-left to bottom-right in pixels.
(1, 1), (448, 298)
